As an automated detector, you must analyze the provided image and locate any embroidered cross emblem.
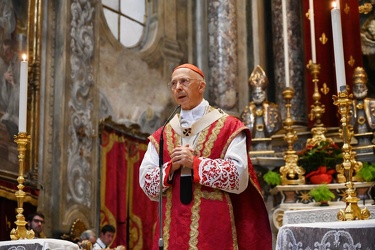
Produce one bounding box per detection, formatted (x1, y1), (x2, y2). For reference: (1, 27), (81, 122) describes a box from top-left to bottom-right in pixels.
(183, 128), (192, 136)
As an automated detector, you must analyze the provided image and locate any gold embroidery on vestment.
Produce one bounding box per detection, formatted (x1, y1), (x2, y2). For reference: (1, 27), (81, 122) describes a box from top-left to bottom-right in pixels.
(202, 114), (226, 157)
(165, 125), (178, 153)
(220, 117), (238, 159)
(225, 193), (239, 249)
(164, 188), (173, 249)
(201, 189), (223, 200)
(189, 184), (201, 249)
(148, 136), (159, 154)
(194, 106), (216, 156)
(195, 128), (208, 157)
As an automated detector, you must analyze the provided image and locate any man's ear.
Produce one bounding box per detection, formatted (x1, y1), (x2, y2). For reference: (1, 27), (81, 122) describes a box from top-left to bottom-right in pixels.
(199, 81), (206, 93)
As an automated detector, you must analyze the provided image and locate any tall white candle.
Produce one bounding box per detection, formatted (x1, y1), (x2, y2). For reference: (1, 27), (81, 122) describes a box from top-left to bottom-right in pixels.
(19, 54), (28, 133)
(282, 0), (290, 87)
(331, 6), (346, 92)
(336, 0), (340, 9)
(309, 0), (316, 63)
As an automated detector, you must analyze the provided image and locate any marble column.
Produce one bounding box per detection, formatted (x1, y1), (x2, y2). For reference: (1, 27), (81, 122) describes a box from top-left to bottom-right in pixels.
(207, 0), (238, 113)
(272, 0), (307, 125)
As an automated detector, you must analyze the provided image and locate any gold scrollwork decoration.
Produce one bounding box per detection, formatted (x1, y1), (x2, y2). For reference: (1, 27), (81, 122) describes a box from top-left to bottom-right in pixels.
(321, 83), (330, 95)
(344, 3), (350, 14)
(319, 33), (328, 45)
(348, 56), (355, 67)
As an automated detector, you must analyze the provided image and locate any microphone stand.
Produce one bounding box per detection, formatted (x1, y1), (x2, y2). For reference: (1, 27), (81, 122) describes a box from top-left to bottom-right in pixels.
(158, 105), (181, 250)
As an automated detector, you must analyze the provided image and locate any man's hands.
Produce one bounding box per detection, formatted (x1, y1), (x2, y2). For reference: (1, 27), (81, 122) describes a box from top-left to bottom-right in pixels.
(170, 144), (195, 173)
(4, 70), (14, 85)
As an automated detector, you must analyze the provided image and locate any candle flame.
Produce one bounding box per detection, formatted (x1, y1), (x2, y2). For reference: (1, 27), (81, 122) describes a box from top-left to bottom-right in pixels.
(22, 54), (27, 61)
(332, 2), (336, 8)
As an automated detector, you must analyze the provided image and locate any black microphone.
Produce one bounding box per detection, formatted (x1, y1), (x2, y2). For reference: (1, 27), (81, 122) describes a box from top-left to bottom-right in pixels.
(158, 104), (181, 250)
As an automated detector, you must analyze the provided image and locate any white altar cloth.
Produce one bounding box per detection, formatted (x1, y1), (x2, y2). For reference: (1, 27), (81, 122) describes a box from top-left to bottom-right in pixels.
(0, 238), (79, 250)
(276, 219), (375, 250)
(283, 205), (375, 225)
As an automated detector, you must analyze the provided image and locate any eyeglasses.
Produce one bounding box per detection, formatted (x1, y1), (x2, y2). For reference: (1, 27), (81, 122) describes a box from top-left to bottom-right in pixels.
(167, 78), (200, 90)
(33, 219), (45, 224)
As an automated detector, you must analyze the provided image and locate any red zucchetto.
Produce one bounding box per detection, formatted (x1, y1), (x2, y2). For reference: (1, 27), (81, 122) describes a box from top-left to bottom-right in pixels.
(173, 64), (204, 78)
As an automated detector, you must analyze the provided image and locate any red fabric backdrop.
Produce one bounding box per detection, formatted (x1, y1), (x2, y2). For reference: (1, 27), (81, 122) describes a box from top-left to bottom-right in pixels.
(100, 127), (157, 249)
(303, 0), (363, 127)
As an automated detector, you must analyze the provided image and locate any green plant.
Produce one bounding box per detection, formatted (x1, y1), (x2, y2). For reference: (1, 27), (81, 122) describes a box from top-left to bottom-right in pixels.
(309, 184), (335, 202)
(263, 170), (281, 186)
(297, 140), (342, 175)
(358, 162), (375, 182)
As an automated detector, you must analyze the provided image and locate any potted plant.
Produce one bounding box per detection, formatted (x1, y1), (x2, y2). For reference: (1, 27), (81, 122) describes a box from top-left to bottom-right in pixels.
(297, 140), (342, 184)
(309, 184), (335, 206)
(358, 162), (375, 182)
(263, 170), (281, 187)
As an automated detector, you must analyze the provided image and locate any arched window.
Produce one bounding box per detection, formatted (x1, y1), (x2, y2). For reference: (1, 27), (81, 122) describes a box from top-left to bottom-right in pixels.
(101, 0), (146, 48)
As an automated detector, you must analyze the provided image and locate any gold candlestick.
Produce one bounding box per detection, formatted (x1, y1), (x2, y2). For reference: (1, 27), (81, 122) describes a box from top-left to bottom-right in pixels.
(10, 132), (35, 240)
(333, 90), (370, 221)
(279, 87), (305, 185)
(306, 61), (329, 147)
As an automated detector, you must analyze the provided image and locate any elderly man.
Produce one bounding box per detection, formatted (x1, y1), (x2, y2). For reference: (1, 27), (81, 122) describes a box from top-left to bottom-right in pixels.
(79, 229), (97, 248)
(139, 64), (272, 249)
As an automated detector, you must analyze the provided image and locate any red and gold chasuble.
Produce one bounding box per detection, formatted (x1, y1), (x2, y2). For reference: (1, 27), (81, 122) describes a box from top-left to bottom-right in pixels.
(148, 111), (272, 250)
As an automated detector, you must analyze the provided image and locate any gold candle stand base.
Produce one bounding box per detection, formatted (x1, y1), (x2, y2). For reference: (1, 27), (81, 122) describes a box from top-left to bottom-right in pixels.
(10, 132), (35, 240)
(337, 182), (370, 221)
(279, 87), (305, 185)
(305, 127), (330, 148)
(333, 90), (369, 221)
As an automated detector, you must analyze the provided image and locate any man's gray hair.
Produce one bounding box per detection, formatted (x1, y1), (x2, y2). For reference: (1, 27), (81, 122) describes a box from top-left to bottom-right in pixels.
(80, 229), (96, 240)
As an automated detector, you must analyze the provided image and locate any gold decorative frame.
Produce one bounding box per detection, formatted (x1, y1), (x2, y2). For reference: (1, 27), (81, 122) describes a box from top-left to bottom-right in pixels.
(0, 0), (42, 188)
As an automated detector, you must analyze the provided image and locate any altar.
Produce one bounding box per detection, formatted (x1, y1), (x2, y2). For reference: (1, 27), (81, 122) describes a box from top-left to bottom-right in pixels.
(270, 182), (375, 229)
(276, 219), (375, 250)
(0, 239), (79, 250)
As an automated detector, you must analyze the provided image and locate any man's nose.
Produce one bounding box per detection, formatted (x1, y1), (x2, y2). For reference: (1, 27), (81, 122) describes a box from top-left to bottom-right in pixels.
(175, 81), (184, 89)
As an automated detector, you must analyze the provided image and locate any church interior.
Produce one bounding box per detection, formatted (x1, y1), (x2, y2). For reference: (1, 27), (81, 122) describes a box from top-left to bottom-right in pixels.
(1, 0), (375, 249)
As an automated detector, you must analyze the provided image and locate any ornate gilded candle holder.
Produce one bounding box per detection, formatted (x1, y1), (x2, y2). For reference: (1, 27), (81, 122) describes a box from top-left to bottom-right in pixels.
(333, 90), (370, 221)
(10, 132), (35, 240)
(279, 87), (305, 185)
(306, 61), (329, 147)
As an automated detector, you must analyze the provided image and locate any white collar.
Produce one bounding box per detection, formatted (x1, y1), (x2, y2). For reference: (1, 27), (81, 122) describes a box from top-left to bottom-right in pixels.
(180, 99), (209, 124)
(95, 238), (106, 248)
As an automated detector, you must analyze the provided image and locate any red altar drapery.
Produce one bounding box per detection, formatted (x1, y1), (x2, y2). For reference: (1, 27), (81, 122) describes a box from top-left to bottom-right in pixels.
(303, 0), (363, 127)
(100, 127), (157, 249)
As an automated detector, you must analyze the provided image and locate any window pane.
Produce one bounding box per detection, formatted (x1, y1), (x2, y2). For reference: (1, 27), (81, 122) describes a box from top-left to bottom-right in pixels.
(102, 0), (119, 11)
(102, 0), (145, 48)
(103, 9), (119, 39)
(121, 0), (145, 23)
(120, 17), (143, 47)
